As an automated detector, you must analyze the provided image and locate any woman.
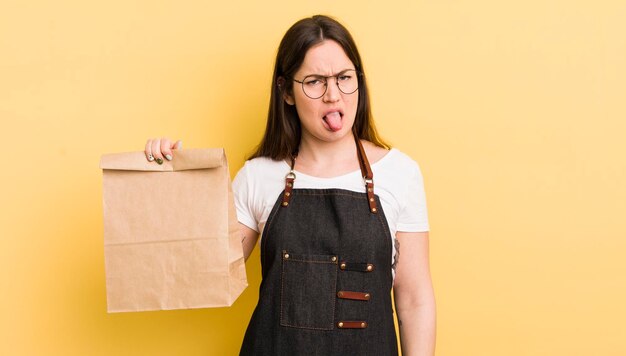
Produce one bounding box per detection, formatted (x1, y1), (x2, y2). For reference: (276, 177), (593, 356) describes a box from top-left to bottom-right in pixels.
(145, 15), (435, 356)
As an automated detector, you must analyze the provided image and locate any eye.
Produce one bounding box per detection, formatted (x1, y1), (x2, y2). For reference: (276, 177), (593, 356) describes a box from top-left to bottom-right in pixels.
(304, 76), (325, 86)
(338, 75), (352, 81)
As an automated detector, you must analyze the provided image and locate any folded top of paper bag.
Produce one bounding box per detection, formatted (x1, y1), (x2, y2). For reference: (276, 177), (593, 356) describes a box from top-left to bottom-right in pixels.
(99, 148), (226, 172)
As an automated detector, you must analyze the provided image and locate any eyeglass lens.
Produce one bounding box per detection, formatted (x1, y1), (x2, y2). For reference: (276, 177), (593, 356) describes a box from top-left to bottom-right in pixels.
(300, 70), (359, 99)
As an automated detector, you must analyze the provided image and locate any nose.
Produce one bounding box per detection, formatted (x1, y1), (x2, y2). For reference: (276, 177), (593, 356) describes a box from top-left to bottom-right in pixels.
(322, 77), (341, 103)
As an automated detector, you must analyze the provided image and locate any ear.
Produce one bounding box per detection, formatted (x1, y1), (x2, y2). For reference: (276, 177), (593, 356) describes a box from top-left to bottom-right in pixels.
(283, 92), (295, 106)
(277, 76), (295, 106)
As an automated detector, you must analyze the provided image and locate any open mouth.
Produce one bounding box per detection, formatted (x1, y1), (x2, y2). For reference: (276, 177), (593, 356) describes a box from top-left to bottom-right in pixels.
(322, 111), (343, 132)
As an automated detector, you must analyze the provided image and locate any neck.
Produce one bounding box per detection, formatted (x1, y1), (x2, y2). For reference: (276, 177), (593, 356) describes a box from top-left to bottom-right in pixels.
(298, 132), (357, 164)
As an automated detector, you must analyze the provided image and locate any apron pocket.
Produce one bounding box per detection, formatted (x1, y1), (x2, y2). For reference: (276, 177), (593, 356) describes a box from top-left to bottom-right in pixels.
(280, 251), (338, 330)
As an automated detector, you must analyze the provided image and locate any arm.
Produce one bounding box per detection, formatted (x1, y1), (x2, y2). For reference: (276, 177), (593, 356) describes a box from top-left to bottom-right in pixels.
(240, 223), (259, 261)
(393, 231), (436, 356)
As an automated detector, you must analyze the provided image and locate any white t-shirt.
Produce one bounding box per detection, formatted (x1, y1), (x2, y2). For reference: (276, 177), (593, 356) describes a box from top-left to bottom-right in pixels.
(232, 148), (429, 269)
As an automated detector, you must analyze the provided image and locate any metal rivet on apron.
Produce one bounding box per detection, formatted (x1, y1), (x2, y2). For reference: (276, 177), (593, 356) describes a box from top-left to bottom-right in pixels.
(282, 202), (289, 207)
(340, 263), (346, 270)
(338, 322), (344, 328)
(371, 208), (377, 213)
(366, 264), (374, 272)
(361, 322), (367, 328)
(364, 293), (370, 300)
(331, 256), (337, 262)
(367, 187), (372, 192)
(284, 253), (290, 259)
(287, 183), (293, 187)
(285, 192), (291, 196)
(337, 291), (344, 298)
(369, 197), (374, 202)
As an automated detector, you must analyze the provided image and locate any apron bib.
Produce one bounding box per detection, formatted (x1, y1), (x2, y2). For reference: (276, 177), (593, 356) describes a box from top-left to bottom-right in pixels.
(240, 137), (398, 355)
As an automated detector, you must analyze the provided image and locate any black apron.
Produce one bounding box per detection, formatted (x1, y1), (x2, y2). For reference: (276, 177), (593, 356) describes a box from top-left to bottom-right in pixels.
(240, 137), (398, 355)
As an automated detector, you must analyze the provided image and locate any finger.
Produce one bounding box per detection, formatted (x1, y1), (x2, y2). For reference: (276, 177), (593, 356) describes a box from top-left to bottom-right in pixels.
(145, 139), (155, 162)
(151, 138), (164, 164)
(161, 137), (173, 161)
(172, 140), (183, 150)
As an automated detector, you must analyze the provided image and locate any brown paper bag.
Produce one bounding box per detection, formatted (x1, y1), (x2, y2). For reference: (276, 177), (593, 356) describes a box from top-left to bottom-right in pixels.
(100, 148), (247, 312)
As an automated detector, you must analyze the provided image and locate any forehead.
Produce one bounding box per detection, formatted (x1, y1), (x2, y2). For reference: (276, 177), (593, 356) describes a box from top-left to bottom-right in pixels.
(296, 40), (355, 76)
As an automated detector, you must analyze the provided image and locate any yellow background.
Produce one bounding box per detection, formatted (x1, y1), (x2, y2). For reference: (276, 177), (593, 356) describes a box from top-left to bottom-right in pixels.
(1, 1), (625, 355)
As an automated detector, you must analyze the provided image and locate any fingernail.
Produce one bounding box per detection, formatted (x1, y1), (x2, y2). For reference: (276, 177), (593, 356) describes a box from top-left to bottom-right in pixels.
(156, 158), (163, 165)
(148, 154), (154, 162)
(165, 154), (173, 161)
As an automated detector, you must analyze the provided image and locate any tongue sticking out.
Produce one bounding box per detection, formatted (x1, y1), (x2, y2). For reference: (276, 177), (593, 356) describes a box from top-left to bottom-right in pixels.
(324, 111), (343, 132)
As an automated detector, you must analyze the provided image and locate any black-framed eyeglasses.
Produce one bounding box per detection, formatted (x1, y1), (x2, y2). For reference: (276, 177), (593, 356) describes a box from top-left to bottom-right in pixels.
(292, 69), (360, 99)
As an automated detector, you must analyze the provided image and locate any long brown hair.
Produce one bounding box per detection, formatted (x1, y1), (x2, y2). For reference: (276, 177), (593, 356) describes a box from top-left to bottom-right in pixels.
(249, 15), (389, 160)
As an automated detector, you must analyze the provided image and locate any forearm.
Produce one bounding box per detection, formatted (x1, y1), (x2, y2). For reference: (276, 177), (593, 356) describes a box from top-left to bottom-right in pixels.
(393, 231), (436, 355)
(396, 297), (436, 356)
(239, 223), (259, 261)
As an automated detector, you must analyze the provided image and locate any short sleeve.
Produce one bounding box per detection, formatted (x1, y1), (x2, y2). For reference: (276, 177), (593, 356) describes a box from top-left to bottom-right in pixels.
(396, 161), (430, 232)
(232, 163), (260, 232)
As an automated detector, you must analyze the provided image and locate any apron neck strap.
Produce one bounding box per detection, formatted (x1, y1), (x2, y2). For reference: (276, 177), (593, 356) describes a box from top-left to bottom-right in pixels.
(281, 135), (378, 214)
(355, 135), (373, 182)
(355, 135), (378, 213)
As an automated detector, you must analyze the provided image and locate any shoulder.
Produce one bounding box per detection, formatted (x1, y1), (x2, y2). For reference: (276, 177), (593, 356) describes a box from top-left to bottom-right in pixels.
(361, 140), (390, 164)
(372, 148), (425, 202)
(241, 155), (287, 172)
(373, 146), (423, 175)
(362, 140), (421, 171)
(234, 156), (290, 186)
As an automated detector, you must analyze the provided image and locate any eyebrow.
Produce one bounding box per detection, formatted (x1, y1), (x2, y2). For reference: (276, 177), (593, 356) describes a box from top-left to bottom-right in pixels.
(302, 68), (356, 78)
